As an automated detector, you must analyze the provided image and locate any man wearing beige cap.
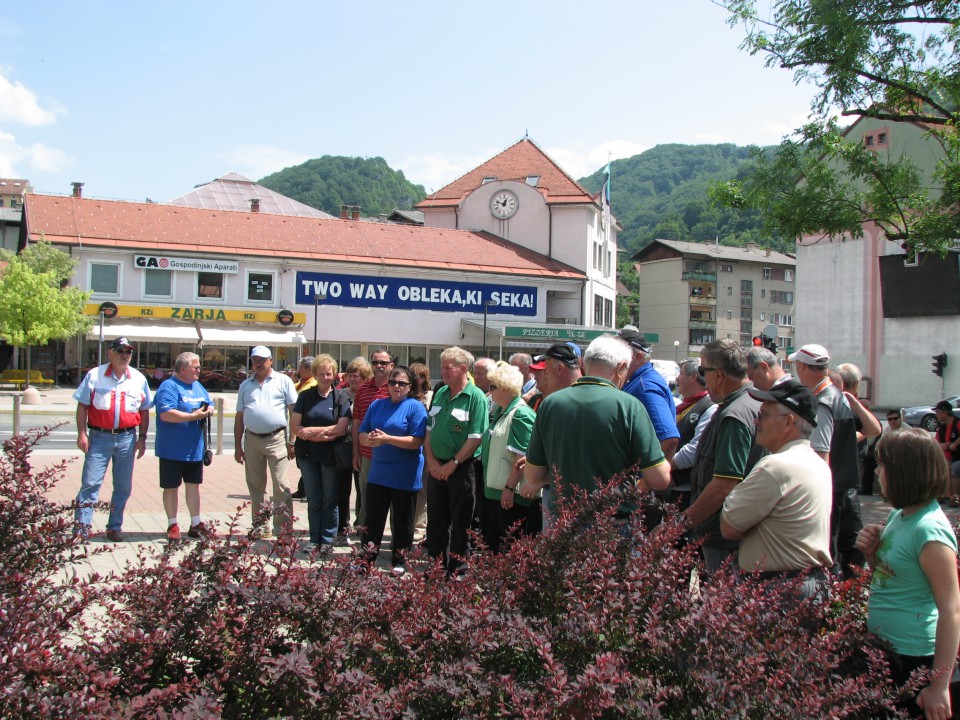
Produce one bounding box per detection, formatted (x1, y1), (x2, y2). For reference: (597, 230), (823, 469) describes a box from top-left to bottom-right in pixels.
(789, 342), (865, 577)
(234, 345), (298, 537)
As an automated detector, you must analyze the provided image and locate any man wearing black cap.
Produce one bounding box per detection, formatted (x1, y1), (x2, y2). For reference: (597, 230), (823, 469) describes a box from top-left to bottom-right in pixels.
(934, 400), (960, 496)
(617, 325), (680, 460)
(72, 337), (152, 541)
(721, 379), (833, 597)
(536, 342), (583, 400)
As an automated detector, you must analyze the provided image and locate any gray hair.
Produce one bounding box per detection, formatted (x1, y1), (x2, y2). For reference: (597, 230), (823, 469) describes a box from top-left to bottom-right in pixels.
(174, 352), (199, 372)
(837, 363), (861, 394)
(793, 415), (814, 438)
(441, 346), (475, 370)
(701, 339), (747, 379)
(486, 363), (524, 397)
(745, 346), (776, 369)
(299, 356), (314, 369)
(508, 353), (533, 369)
(474, 357), (497, 373)
(679, 358), (706, 387)
(584, 335), (633, 371)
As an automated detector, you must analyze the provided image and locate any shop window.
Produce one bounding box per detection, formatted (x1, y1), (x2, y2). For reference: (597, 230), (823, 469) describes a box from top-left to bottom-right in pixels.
(90, 262), (120, 295)
(197, 272), (224, 299)
(247, 272), (274, 303)
(144, 268), (172, 298)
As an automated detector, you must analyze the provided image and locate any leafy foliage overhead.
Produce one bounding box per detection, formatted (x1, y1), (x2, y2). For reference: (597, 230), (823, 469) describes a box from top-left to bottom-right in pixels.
(258, 156), (426, 218)
(712, 0), (960, 254)
(578, 143), (788, 256)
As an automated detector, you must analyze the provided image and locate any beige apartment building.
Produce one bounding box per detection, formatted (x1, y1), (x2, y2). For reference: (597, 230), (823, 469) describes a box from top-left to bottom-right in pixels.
(632, 239), (796, 359)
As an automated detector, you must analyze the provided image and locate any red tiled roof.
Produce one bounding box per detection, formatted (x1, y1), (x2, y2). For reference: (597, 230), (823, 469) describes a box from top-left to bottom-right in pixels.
(416, 137), (596, 209)
(25, 194), (583, 279)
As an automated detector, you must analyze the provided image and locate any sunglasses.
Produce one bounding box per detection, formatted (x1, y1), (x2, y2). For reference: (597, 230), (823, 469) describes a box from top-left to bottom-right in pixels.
(372, 360), (392, 367)
(387, 379), (410, 387)
(489, 384), (498, 390)
(887, 416), (901, 422)
(697, 366), (717, 377)
(114, 348), (133, 355)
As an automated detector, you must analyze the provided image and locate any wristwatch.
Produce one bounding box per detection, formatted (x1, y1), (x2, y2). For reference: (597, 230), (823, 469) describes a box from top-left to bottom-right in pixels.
(452, 457), (460, 466)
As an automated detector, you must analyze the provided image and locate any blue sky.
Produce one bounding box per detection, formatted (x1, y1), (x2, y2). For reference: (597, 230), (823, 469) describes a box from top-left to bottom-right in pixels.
(0, 1), (818, 203)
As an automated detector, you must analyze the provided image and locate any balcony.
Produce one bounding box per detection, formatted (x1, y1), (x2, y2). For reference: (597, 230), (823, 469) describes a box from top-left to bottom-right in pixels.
(689, 294), (717, 306)
(689, 319), (716, 330)
(682, 270), (716, 282)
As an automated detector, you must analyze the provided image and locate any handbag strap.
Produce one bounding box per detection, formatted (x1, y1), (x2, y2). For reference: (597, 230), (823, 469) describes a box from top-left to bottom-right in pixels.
(203, 405), (212, 450)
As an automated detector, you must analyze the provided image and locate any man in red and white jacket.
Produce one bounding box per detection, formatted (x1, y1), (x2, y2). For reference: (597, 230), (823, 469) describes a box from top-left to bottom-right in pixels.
(73, 337), (152, 541)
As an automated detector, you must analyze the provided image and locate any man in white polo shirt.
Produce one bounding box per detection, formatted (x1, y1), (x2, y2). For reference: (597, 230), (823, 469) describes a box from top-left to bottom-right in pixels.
(234, 346), (297, 538)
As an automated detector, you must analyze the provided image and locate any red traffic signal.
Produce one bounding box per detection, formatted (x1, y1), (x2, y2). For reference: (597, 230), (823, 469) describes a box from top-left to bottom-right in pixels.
(752, 336), (763, 346)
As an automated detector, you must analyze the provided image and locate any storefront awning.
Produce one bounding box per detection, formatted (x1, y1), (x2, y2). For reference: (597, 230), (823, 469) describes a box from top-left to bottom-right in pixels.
(197, 327), (307, 347)
(86, 324), (200, 344)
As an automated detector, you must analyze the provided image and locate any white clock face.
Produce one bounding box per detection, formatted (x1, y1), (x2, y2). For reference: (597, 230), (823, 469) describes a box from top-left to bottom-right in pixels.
(490, 190), (518, 219)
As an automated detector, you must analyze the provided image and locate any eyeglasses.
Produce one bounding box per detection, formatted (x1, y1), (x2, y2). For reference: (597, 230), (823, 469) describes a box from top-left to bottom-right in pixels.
(372, 360), (392, 367)
(887, 416), (901, 422)
(488, 384), (498, 391)
(697, 366), (717, 377)
(114, 348), (133, 356)
(387, 379), (410, 387)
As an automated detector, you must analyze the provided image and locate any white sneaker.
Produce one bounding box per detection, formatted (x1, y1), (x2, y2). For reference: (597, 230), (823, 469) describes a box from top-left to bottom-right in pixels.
(391, 565), (407, 577)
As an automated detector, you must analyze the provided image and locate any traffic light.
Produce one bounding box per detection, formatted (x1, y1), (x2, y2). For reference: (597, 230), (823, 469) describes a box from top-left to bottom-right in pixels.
(752, 336), (763, 346)
(933, 352), (948, 377)
(752, 334), (778, 353)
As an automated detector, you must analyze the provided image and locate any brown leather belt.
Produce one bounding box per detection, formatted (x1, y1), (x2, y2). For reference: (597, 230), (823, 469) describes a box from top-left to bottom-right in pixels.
(247, 427), (284, 438)
(88, 425), (136, 435)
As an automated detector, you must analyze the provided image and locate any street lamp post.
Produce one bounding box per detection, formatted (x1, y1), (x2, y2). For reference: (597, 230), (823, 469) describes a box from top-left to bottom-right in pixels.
(673, 340), (680, 363)
(313, 293), (327, 357)
(482, 299), (498, 358)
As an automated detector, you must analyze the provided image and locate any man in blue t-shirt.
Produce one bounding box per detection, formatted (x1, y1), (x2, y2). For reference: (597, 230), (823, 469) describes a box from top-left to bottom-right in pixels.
(155, 352), (214, 541)
(617, 326), (680, 461)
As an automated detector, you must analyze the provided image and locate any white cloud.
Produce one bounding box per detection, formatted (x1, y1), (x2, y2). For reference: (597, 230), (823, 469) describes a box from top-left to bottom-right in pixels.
(0, 129), (72, 176)
(547, 140), (650, 180)
(0, 68), (59, 126)
(396, 151), (492, 193)
(221, 144), (312, 180)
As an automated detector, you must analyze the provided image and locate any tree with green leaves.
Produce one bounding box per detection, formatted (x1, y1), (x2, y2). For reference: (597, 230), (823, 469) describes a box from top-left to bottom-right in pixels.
(711, 0), (960, 254)
(0, 241), (91, 387)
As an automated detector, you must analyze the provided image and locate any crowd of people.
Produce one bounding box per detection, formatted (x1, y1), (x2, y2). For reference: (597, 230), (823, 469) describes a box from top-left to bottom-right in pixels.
(71, 331), (960, 717)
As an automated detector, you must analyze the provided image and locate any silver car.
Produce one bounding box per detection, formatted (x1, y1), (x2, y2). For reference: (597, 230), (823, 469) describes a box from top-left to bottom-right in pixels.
(901, 395), (960, 432)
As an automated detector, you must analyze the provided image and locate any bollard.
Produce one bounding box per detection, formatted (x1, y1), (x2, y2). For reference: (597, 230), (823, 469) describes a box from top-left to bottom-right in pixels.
(12, 394), (21, 436)
(215, 397), (224, 455)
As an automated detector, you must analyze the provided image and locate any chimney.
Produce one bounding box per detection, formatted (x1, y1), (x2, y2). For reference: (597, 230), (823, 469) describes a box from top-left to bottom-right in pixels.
(340, 204), (349, 220)
(745, 242), (758, 253)
(765, 248), (771, 257)
(71, 182), (84, 198)
(351, 205), (361, 221)
(379, 213), (388, 223)
(249, 198), (260, 213)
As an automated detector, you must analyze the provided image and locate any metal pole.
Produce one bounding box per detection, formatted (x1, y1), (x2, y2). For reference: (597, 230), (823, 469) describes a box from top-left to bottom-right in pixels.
(483, 302), (489, 357)
(98, 311), (105, 366)
(12, 394), (21, 436)
(673, 340), (680, 363)
(313, 294), (326, 357)
(215, 397), (224, 455)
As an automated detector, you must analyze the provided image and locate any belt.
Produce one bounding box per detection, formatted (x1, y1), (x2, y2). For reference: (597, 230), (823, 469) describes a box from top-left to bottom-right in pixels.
(247, 427), (284, 439)
(753, 566), (828, 581)
(88, 425), (136, 435)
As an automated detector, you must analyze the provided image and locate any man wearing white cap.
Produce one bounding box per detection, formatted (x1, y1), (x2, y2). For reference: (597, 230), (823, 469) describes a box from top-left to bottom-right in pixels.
(234, 346), (298, 538)
(789, 342), (864, 577)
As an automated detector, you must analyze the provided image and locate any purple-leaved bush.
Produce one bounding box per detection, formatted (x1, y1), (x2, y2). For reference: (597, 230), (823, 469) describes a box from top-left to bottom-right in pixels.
(0, 429), (932, 718)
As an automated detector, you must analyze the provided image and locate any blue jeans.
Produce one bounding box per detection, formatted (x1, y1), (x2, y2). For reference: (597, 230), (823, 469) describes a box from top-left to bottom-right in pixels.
(299, 457), (339, 546)
(75, 429), (137, 531)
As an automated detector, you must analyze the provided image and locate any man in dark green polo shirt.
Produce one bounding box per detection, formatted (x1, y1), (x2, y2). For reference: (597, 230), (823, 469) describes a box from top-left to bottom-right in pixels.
(521, 335), (670, 524)
(424, 346), (489, 574)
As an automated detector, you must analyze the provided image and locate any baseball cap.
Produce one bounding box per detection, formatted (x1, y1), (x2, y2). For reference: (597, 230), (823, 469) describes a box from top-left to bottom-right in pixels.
(934, 400), (954, 413)
(543, 343), (581, 367)
(748, 378), (818, 426)
(787, 343), (830, 366)
(250, 345), (272, 359)
(617, 325), (652, 354)
(529, 355), (547, 371)
(109, 337), (135, 351)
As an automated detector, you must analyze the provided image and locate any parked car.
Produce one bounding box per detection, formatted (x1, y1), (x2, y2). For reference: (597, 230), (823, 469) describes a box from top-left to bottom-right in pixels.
(651, 359), (680, 389)
(902, 395), (960, 432)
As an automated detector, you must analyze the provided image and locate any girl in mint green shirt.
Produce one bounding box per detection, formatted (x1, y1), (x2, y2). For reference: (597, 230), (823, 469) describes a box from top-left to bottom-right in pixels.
(857, 428), (960, 719)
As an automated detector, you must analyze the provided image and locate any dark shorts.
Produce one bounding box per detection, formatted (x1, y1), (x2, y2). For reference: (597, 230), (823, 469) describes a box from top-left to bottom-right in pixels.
(159, 458), (204, 489)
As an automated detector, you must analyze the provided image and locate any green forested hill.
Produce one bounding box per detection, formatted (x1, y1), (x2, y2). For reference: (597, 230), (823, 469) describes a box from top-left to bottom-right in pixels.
(259, 156), (426, 218)
(578, 143), (790, 256)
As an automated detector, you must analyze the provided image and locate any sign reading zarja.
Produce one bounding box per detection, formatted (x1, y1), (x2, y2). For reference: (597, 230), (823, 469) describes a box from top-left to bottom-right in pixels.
(134, 255), (240, 273)
(296, 271), (537, 316)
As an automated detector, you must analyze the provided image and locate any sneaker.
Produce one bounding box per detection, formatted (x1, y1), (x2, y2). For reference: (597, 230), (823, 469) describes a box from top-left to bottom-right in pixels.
(105, 529), (124, 542)
(73, 524), (91, 541)
(392, 565), (407, 577)
(167, 524), (181, 541)
(188, 522), (212, 538)
(252, 527), (273, 540)
(333, 533), (351, 547)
